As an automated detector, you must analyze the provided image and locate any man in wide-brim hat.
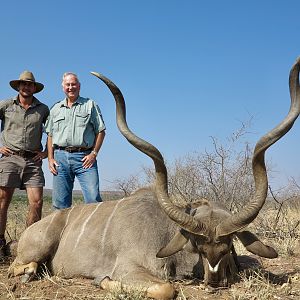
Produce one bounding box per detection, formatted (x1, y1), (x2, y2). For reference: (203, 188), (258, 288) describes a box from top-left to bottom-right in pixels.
(0, 70), (49, 260)
(9, 71), (44, 94)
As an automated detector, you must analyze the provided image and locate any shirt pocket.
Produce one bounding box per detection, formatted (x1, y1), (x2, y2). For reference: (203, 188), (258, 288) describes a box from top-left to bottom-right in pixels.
(53, 116), (66, 132)
(27, 110), (41, 124)
(75, 113), (90, 127)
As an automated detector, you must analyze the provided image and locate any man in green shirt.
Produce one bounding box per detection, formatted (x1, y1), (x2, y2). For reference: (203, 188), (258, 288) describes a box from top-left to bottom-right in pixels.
(0, 71), (49, 259)
(45, 72), (105, 209)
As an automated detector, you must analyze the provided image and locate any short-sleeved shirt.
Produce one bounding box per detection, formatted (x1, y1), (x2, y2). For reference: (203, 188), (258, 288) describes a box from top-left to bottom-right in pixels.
(45, 96), (105, 148)
(0, 96), (49, 151)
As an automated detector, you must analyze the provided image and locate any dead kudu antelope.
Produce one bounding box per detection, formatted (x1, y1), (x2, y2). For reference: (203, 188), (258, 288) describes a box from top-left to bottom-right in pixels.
(8, 58), (300, 299)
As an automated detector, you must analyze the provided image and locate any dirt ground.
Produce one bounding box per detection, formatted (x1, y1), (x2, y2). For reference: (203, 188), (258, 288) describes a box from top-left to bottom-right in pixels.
(0, 254), (299, 300)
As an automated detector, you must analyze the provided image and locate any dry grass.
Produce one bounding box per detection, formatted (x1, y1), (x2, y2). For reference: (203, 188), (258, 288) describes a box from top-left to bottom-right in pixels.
(229, 268), (300, 299)
(1, 194), (300, 300)
(253, 204), (300, 257)
(230, 269), (279, 299)
(103, 286), (149, 300)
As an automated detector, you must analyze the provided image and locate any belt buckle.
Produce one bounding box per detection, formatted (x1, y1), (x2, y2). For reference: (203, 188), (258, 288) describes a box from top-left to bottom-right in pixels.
(65, 147), (76, 152)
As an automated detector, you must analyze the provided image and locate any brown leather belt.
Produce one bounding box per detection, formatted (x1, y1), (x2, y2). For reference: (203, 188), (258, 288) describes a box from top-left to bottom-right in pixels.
(13, 150), (37, 158)
(54, 146), (92, 153)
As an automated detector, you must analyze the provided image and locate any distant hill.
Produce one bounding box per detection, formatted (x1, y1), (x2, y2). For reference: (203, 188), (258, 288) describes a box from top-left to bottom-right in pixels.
(14, 189), (124, 201)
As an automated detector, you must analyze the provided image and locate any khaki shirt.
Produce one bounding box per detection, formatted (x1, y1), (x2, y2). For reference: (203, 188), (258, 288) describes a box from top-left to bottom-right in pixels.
(45, 97), (105, 148)
(0, 96), (49, 151)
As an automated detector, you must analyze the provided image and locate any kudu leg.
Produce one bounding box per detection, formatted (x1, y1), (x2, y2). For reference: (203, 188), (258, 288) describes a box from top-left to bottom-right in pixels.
(95, 270), (175, 300)
(8, 261), (38, 282)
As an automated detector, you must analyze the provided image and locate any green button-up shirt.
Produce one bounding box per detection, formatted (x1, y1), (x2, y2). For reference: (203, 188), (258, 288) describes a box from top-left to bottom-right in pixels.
(0, 96), (49, 151)
(45, 96), (105, 148)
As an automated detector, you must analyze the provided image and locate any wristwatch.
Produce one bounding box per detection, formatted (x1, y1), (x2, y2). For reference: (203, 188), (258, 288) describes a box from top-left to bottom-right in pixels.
(91, 150), (98, 157)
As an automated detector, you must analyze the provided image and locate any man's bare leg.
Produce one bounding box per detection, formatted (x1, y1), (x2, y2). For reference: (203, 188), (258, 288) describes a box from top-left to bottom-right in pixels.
(0, 187), (14, 257)
(26, 187), (43, 227)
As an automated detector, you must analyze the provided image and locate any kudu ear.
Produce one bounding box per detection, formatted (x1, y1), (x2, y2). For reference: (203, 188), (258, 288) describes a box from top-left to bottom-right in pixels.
(156, 230), (189, 258)
(235, 231), (278, 258)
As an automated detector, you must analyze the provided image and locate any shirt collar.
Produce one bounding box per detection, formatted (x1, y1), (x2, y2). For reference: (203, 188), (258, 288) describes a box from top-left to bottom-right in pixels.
(60, 96), (84, 107)
(13, 95), (41, 107)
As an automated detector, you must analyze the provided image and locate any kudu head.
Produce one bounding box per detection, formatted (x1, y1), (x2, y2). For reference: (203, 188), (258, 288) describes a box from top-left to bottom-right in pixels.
(91, 57), (300, 287)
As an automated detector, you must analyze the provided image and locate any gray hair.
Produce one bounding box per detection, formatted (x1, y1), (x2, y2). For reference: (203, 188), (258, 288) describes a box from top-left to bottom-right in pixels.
(62, 72), (80, 84)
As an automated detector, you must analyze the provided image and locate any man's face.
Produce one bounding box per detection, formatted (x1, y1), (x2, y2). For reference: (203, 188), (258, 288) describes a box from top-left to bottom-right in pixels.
(18, 81), (36, 98)
(62, 75), (80, 100)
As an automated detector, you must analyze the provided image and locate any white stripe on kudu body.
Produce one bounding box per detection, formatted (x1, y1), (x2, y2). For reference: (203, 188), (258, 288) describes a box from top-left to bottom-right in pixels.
(42, 213), (58, 245)
(110, 255), (119, 278)
(61, 207), (86, 249)
(101, 198), (125, 252)
(74, 204), (102, 250)
(60, 207), (75, 240)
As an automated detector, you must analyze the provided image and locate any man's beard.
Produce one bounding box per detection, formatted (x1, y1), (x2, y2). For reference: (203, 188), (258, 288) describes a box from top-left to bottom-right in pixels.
(20, 92), (34, 99)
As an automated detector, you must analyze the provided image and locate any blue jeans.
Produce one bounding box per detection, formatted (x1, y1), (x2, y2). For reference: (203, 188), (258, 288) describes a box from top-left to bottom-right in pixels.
(52, 150), (102, 209)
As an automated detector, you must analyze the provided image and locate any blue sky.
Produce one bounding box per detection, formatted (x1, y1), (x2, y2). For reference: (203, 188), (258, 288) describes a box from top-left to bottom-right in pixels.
(1, 1), (300, 191)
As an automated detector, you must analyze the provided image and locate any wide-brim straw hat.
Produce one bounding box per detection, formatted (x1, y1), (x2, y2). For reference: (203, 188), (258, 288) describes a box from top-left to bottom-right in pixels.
(10, 71), (44, 93)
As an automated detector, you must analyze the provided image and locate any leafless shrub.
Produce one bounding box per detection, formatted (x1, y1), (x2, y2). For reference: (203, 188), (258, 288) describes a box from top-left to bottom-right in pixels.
(114, 119), (258, 211)
(168, 119), (258, 210)
(250, 184), (300, 257)
(112, 174), (143, 196)
(167, 135), (254, 211)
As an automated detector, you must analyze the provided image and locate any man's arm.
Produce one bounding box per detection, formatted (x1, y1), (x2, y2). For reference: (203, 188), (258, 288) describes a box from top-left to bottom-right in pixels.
(47, 136), (58, 175)
(92, 130), (106, 156)
(82, 130), (106, 169)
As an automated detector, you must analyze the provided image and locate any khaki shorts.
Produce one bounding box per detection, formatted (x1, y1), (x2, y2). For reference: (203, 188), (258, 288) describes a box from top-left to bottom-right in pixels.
(0, 154), (45, 189)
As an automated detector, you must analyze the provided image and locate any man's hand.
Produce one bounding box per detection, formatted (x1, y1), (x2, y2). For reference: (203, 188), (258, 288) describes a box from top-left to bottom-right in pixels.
(82, 152), (97, 169)
(0, 147), (14, 156)
(33, 150), (48, 162)
(48, 158), (59, 175)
